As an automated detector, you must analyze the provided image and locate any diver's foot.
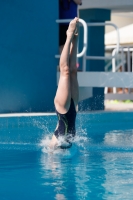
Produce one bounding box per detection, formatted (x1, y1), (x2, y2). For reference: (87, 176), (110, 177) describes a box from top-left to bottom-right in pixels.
(66, 17), (79, 39)
(74, 19), (79, 36)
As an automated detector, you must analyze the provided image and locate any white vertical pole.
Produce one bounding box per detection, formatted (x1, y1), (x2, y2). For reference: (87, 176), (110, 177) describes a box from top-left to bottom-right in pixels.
(121, 48), (125, 93)
(127, 48), (131, 93)
(112, 49), (117, 93)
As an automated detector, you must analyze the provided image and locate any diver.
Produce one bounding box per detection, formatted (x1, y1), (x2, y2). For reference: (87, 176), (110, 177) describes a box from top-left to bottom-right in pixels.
(49, 17), (79, 150)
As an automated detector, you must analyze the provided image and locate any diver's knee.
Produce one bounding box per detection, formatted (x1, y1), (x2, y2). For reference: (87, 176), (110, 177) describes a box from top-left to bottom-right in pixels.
(60, 65), (70, 76)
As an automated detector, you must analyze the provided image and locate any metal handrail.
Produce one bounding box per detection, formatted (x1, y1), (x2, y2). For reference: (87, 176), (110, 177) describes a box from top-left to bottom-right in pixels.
(87, 22), (120, 53)
(55, 20), (120, 72)
(105, 46), (133, 94)
(55, 18), (88, 59)
(112, 46), (133, 72)
(84, 22), (120, 71)
(112, 46), (133, 93)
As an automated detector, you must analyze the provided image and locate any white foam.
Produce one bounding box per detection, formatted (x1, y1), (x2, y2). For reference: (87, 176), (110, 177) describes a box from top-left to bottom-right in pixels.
(39, 128), (89, 156)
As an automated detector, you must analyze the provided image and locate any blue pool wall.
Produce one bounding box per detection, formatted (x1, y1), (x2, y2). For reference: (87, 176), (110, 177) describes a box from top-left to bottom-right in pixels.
(0, 3), (111, 113)
(0, 1), (58, 113)
(78, 9), (111, 111)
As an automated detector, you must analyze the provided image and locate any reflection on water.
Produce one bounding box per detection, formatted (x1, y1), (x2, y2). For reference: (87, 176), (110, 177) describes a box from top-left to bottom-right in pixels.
(104, 129), (133, 147)
(103, 130), (133, 200)
(39, 129), (133, 200)
(40, 153), (76, 199)
(103, 152), (133, 200)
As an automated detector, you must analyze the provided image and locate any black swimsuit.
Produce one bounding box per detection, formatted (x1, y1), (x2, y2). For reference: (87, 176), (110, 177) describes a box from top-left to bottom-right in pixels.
(54, 98), (76, 141)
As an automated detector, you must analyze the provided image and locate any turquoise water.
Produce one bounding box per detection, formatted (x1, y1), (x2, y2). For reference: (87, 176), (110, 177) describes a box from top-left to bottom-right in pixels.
(0, 112), (133, 200)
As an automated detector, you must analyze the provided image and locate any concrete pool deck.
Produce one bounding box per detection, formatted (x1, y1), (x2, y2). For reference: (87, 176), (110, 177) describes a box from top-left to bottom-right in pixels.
(105, 101), (133, 111)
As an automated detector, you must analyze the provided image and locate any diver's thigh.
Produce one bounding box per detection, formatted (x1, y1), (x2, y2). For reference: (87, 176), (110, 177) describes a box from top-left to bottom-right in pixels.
(54, 75), (71, 114)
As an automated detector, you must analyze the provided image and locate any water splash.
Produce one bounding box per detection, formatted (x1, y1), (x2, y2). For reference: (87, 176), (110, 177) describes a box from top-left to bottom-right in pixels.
(32, 115), (90, 155)
(39, 128), (89, 156)
(32, 118), (52, 135)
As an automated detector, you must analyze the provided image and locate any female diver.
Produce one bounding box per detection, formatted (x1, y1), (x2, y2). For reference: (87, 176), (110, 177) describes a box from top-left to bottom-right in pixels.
(50, 17), (79, 149)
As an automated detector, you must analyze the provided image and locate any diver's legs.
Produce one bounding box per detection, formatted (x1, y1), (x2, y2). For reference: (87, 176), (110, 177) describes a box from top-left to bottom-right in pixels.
(49, 18), (78, 149)
(54, 17), (78, 114)
(69, 32), (79, 108)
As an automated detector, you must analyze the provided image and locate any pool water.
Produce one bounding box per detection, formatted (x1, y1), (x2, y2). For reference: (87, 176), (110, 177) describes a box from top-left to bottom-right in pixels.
(0, 112), (133, 200)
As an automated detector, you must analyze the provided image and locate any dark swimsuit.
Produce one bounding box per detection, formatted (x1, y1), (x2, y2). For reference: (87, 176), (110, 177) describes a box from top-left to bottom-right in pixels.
(54, 98), (76, 148)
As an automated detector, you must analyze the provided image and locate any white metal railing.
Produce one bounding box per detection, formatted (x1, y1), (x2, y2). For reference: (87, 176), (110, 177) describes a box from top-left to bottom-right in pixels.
(55, 20), (120, 72)
(105, 46), (133, 93)
(87, 23), (120, 53)
(104, 46), (133, 99)
(83, 22), (120, 71)
(111, 47), (133, 73)
(55, 19), (133, 101)
(105, 45), (133, 73)
(55, 18), (88, 70)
